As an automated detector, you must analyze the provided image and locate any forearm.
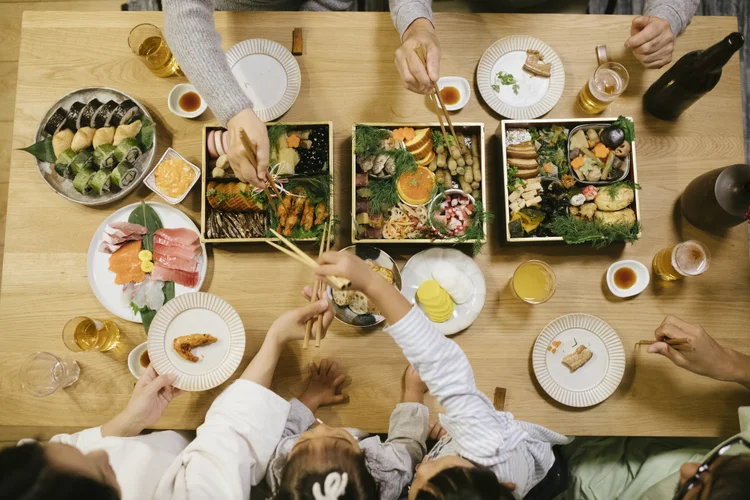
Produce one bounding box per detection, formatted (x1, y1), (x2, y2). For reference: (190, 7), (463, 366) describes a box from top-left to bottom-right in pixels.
(240, 332), (284, 388)
(389, 0), (434, 39)
(300, 0), (353, 12)
(101, 414), (142, 438)
(725, 349), (750, 391)
(163, 0), (253, 125)
(364, 276), (413, 326)
(644, 0), (700, 36)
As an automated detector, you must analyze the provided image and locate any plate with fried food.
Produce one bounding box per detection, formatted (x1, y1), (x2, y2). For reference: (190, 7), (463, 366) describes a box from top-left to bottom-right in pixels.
(532, 313), (625, 408)
(148, 292), (245, 391)
(327, 245), (402, 328)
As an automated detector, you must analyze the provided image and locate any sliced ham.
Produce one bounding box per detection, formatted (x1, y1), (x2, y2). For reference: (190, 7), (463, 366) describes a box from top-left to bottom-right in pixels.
(107, 222), (148, 238)
(103, 232), (142, 245)
(151, 264), (199, 288)
(154, 242), (200, 261)
(154, 253), (198, 273)
(155, 228), (199, 246)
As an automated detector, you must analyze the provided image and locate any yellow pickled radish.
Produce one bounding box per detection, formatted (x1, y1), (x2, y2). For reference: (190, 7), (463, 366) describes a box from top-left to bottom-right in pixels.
(140, 261), (154, 273)
(138, 250), (153, 262)
(416, 280), (454, 323)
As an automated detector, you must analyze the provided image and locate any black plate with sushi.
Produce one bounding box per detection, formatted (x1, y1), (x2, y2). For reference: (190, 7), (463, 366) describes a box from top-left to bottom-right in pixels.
(21, 87), (157, 206)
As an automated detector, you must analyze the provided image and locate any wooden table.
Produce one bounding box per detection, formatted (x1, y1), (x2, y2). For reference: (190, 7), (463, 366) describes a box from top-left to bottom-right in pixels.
(2, 11), (747, 438)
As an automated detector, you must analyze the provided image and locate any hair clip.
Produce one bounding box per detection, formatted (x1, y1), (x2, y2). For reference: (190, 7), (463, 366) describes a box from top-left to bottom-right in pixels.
(312, 472), (348, 500)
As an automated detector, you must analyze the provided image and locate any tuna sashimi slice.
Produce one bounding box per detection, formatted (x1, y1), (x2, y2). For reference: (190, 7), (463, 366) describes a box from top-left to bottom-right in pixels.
(154, 253), (199, 273)
(107, 222), (148, 238)
(151, 264), (199, 288)
(153, 234), (201, 252)
(155, 228), (199, 246)
(153, 242), (200, 261)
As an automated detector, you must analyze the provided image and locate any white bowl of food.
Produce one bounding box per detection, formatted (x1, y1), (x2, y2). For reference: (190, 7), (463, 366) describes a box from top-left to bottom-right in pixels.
(128, 342), (149, 379)
(144, 148), (201, 204)
(436, 76), (471, 111)
(168, 84), (207, 119)
(606, 260), (649, 298)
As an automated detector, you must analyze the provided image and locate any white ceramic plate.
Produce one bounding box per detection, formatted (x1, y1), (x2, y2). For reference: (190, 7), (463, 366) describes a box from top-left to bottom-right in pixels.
(167, 83), (207, 119)
(400, 248), (486, 335)
(532, 314), (625, 408)
(128, 342), (148, 379)
(606, 260), (650, 298)
(436, 76), (471, 111)
(148, 292), (245, 392)
(226, 39), (301, 122)
(477, 36), (565, 119)
(86, 202), (207, 323)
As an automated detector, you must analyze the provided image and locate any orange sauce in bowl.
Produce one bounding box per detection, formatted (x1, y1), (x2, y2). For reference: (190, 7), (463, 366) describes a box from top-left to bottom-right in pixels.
(614, 267), (637, 289)
(440, 86), (460, 106)
(397, 167), (436, 205)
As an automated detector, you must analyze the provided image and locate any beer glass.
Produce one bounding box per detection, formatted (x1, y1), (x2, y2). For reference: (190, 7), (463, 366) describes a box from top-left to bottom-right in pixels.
(128, 23), (182, 78)
(62, 317), (121, 352)
(20, 352), (80, 397)
(577, 48), (630, 114)
(652, 240), (711, 281)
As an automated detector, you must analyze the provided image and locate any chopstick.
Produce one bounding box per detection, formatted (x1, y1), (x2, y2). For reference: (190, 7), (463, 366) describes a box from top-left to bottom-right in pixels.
(314, 223), (333, 347)
(267, 228), (351, 291)
(239, 128), (278, 215)
(637, 338), (692, 351)
(304, 222), (328, 349)
(414, 44), (459, 146)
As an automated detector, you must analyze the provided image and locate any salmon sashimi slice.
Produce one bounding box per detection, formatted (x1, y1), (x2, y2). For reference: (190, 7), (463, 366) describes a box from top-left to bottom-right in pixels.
(153, 241), (200, 261)
(155, 228), (199, 246)
(151, 264), (199, 288)
(107, 222), (148, 237)
(108, 240), (146, 285)
(154, 253), (198, 273)
(173, 333), (218, 362)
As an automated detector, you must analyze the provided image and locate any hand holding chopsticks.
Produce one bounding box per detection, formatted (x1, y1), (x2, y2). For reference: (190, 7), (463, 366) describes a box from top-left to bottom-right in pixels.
(225, 108), (270, 185)
(393, 18), (442, 94)
(304, 222), (330, 348)
(239, 128), (279, 215)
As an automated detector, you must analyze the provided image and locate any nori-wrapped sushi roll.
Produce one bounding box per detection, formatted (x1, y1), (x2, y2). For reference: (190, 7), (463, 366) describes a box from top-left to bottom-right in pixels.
(111, 161), (138, 189)
(88, 169), (112, 195)
(93, 144), (118, 169)
(95, 100), (119, 128)
(73, 168), (95, 194)
(79, 98), (103, 129)
(70, 150), (94, 176)
(54, 162), (70, 178)
(113, 137), (141, 163)
(65, 102), (85, 131)
(44, 107), (68, 136)
(53, 148), (77, 178)
(109, 99), (140, 127)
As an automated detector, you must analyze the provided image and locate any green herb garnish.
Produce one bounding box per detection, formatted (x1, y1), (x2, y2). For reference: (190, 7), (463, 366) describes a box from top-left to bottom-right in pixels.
(611, 116), (635, 143)
(494, 72), (519, 95)
(368, 176), (399, 216)
(602, 180), (641, 198)
(547, 216), (641, 248)
(267, 124), (290, 154)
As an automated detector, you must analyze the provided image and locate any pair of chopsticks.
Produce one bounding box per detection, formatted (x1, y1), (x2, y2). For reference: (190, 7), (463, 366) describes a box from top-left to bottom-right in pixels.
(637, 338), (692, 352)
(304, 222), (331, 348)
(414, 44), (460, 150)
(265, 227), (350, 291)
(239, 128), (281, 215)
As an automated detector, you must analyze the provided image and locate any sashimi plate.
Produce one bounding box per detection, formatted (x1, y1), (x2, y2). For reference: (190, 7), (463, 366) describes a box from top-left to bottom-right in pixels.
(401, 248), (486, 336)
(87, 202), (207, 323)
(148, 292), (245, 392)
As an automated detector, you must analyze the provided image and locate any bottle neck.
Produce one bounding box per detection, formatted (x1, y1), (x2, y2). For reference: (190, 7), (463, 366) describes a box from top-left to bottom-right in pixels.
(696, 32), (744, 72)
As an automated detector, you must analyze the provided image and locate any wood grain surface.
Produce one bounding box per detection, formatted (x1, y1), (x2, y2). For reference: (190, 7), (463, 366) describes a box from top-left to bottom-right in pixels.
(2, 11), (748, 437)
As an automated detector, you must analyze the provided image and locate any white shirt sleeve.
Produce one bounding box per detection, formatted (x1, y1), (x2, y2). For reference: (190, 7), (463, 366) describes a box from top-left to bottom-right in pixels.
(156, 379), (291, 500)
(44, 427), (105, 449)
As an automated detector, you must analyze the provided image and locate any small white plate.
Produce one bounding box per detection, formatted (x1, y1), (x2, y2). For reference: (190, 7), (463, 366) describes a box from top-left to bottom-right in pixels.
(144, 148), (202, 205)
(436, 76), (470, 111)
(148, 292), (246, 392)
(86, 202), (208, 323)
(532, 314), (625, 408)
(400, 248), (486, 336)
(128, 342), (149, 379)
(167, 84), (207, 119)
(226, 39), (301, 122)
(606, 260), (650, 298)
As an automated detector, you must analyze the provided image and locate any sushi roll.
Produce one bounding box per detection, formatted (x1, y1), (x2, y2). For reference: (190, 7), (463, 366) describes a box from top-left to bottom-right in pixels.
(54, 148), (77, 178)
(94, 99), (119, 128)
(54, 162), (71, 178)
(44, 107), (68, 136)
(110, 161), (138, 189)
(70, 150), (95, 176)
(64, 102), (85, 131)
(109, 99), (140, 127)
(88, 169), (112, 195)
(73, 168), (96, 195)
(78, 98), (103, 129)
(113, 137), (142, 163)
(93, 144), (118, 169)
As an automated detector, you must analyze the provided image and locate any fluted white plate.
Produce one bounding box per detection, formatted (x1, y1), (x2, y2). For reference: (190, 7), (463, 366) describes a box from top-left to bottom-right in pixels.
(477, 36), (565, 119)
(400, 248), (486, 336)
(533, 314), (625, 408)
(148, 292), (245, 392)
(226, 39), (301, 122)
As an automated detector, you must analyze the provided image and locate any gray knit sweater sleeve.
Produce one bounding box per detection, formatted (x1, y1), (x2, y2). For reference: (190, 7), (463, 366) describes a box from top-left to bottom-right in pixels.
(390, 0), (433, 39)
(163, 0), (254, 125)
(644, 0), (700, 36)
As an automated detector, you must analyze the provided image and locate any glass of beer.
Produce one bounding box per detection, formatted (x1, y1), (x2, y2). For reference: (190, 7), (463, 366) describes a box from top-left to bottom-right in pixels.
(62, 317), (121, 352)
(20, 352), (80, 397)
(510, 260), (557, 304)
(652, 240), (712, 281)
(577, 62), (630, 114)
(128, 23), (181, 78)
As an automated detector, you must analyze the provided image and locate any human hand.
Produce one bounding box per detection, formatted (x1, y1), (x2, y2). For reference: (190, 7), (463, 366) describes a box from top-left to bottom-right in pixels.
(395, 18), (441, 94)
(226, 108), (270, 187)
(315, 251), (380, 295)
(625, 16), (676, 69)
(268, 295), (334, 345)
(404, 365), (428, 403)
(102, 365), (183, 437)
(427, 420), (447, 441)
(298, 359), (348, 413)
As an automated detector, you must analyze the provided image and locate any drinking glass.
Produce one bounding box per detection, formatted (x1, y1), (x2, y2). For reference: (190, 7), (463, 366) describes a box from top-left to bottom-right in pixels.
(62, 317), (121, 352)
(510, 260), (557, 304)
(652, 240), (711, 281)
(128, 23), (182, 78)
(20, 352), (80, 397)
(577, 62), (630, 114)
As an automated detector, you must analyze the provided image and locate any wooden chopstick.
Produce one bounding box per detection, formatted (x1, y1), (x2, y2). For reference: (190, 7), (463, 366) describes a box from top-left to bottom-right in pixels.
(314, 222), (332, 347)
(414, 45), (459, 145)
(239, 128), (277, 215)
(429, 95), (451, 148)
(265, 240), (312, 268)
(637, 338), (692, 351)
(304, 222), (328, 349)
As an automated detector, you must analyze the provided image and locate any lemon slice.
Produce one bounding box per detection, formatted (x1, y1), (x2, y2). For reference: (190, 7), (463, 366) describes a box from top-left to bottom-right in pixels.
(138, 250), (153, 262)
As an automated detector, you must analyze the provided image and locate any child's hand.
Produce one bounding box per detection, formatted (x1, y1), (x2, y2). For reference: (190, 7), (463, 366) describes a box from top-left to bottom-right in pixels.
(428, 420), (448, 441)
(403, 365), (428, 404)
(268, 297), (334, 345)
(298, 359), (348, 413)
(315, 251), (379, 294)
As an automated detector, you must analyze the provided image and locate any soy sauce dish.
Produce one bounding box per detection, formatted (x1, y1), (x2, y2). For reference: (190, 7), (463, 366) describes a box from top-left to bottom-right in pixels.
(436, 77), (471, 111)
(606, 260), (649, 298)
(128, 341), (149, 379)
(168, 84), (207, 119)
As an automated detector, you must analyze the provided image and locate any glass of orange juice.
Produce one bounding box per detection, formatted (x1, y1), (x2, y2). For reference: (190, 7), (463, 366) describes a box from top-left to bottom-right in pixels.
(510, 260), (557, 304)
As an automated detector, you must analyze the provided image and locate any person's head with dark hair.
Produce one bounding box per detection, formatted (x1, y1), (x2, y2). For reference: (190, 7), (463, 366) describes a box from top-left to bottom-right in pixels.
(408, 457), (515, 500)
(674, 454), (750, 500)
(274, 423), (378, 500)
(0, 442), (120, 500)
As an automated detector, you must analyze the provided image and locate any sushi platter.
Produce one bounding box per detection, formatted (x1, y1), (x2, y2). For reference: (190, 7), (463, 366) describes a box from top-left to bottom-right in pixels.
(501, 117), (641, 247)
(23, 87), (156, 206)
(351, 123), (488, 249)
(200, 122), (334, 243)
